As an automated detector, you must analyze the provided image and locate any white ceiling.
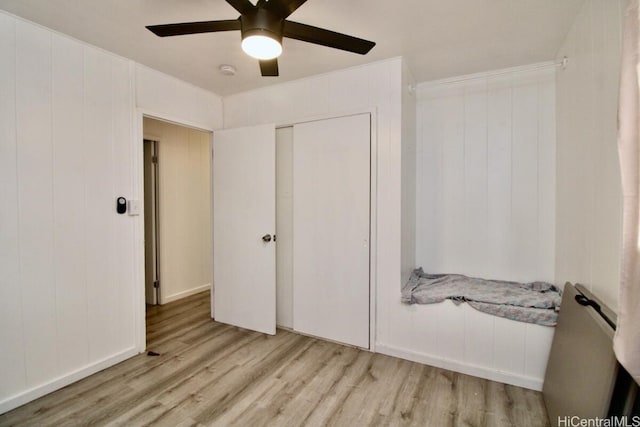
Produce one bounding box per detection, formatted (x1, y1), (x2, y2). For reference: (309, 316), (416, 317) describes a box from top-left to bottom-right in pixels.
(0, 0), (585, 96)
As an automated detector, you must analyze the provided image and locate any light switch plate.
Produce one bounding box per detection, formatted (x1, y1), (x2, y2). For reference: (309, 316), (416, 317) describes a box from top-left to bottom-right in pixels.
(127, 199), (141, 216)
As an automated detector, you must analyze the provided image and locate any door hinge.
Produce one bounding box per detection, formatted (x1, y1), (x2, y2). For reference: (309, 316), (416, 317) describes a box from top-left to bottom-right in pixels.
(153, 280), (160, 289)
(152, 155), (158, 164)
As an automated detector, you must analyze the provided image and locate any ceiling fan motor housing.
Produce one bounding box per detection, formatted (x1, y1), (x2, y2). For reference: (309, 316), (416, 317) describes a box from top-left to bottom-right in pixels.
(240, 8), (284, 43)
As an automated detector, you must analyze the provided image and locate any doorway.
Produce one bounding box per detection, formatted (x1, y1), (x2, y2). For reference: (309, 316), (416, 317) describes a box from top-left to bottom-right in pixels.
(143, 117), (213, 312)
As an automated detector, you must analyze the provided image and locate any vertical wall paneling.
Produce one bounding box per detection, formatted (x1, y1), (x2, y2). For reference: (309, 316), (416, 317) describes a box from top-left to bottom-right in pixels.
(463, 303), (495, 370)
(52, 34), (88, 374)
(248, 86), (286, 126)
(415, 89), (443, 271)
(388, 64), (557, 389)
(400, 62), (417, 285)
(442, 85), (467, 272)
(289, 78), (331, 120)
(438, 86), (465, 274)
(222, 92), (250, 129)
(591, 0), (624, 302)
(135, 64), (223, 131)
(112, 56), (136, 347)
(510, 70), (541, 280)
(462, 79), (489, 276)
(15, 20), (57, 388)
(486, 75), (513, 278)
(555, 5), (593, 289)
(387, 61), (405, 345)
(555, 0), (624, 311)
(328, 67), (372, 114)
(432, 302), (466, 360)
(407, 304), (436, 356)
(493, 315), (526, 375)
(0, 13), (26, 397)
(84, 47), (118, 362)
(416, 66), (556, 283)
(524, 323), (555, 379)
(537, 69), (556, 283)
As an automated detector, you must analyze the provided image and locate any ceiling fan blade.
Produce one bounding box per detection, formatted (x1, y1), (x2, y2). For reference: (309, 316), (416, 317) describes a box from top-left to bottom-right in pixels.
(260, 58), (279, 76)
(283, 21), (375, 55)
(264, 0), (308, 19)
(225, 0), (255, 15)
(146, 20), (241, 37)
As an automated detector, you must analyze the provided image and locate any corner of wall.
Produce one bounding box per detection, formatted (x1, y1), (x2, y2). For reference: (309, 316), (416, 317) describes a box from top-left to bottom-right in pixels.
(553, 0), (624, 311)
(401, 59), (417, 285)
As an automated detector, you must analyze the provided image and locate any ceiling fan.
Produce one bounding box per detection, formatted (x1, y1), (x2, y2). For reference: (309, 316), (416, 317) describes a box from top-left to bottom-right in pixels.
(146, 0), (376, 77)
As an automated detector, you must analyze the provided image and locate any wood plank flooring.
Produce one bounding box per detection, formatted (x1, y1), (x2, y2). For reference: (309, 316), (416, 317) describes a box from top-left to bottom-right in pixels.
(0, 291), (550, 426)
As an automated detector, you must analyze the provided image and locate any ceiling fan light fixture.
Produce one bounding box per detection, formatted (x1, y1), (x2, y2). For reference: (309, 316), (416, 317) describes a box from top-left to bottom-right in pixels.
(241, 34), (282, 60)
(240, 7), (284, 60)
(147, 0), (377, 77)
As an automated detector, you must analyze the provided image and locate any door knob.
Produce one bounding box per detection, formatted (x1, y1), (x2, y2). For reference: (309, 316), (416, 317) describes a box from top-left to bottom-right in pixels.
(262, 234), (272, 242)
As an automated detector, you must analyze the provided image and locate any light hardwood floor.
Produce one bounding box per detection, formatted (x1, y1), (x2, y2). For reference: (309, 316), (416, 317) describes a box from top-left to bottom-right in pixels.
(0, 291), (550, 426)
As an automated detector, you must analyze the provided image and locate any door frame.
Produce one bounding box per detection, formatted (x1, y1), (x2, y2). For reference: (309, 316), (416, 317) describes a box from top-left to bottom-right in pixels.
(143, 138), (160, 305)
(133, 109), (215, 352)
(275, 108), (378, 352)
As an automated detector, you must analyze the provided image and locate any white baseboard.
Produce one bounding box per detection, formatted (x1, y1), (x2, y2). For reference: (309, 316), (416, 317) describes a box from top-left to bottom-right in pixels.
(162, 283), (211, 304)
(375, 343), (543, 391)
(0, 347), (139, 414)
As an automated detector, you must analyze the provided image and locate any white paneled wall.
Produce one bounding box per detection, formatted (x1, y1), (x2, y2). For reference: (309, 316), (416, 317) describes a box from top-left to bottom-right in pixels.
(0, 14), (137, 411)
(376, 64), (556, 391)
(0, 12), (24, 400)
(401, 61), (417, 285)
(136, 64), (223, 131)
(15, 16), (56, 390)
(383, 300), (554, 390)
(52, 32), (88, 377)
(0, 11), (224, 413)
(555, 0), (624, 312)
(416, 66), (556, 283)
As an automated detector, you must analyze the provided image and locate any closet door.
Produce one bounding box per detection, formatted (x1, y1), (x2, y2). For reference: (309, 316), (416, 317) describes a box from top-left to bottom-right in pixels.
(293, 114), (370, 348)
(213, 124), (276, 335)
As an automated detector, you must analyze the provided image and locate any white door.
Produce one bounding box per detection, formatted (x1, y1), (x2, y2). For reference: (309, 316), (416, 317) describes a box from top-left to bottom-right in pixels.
(292, 114), (371, 348)
(213, 124), (276, 335)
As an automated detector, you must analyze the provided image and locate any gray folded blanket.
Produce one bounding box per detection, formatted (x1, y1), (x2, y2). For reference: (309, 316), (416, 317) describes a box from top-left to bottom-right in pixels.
(402, 268), (562, 326)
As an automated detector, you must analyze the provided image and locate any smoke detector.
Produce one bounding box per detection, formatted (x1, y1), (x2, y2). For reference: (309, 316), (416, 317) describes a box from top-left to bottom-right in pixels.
(219, 64), (237, 76)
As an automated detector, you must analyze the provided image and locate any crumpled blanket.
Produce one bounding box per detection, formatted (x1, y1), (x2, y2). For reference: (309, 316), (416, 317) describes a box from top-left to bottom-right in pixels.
(402, 268), (562, 326)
